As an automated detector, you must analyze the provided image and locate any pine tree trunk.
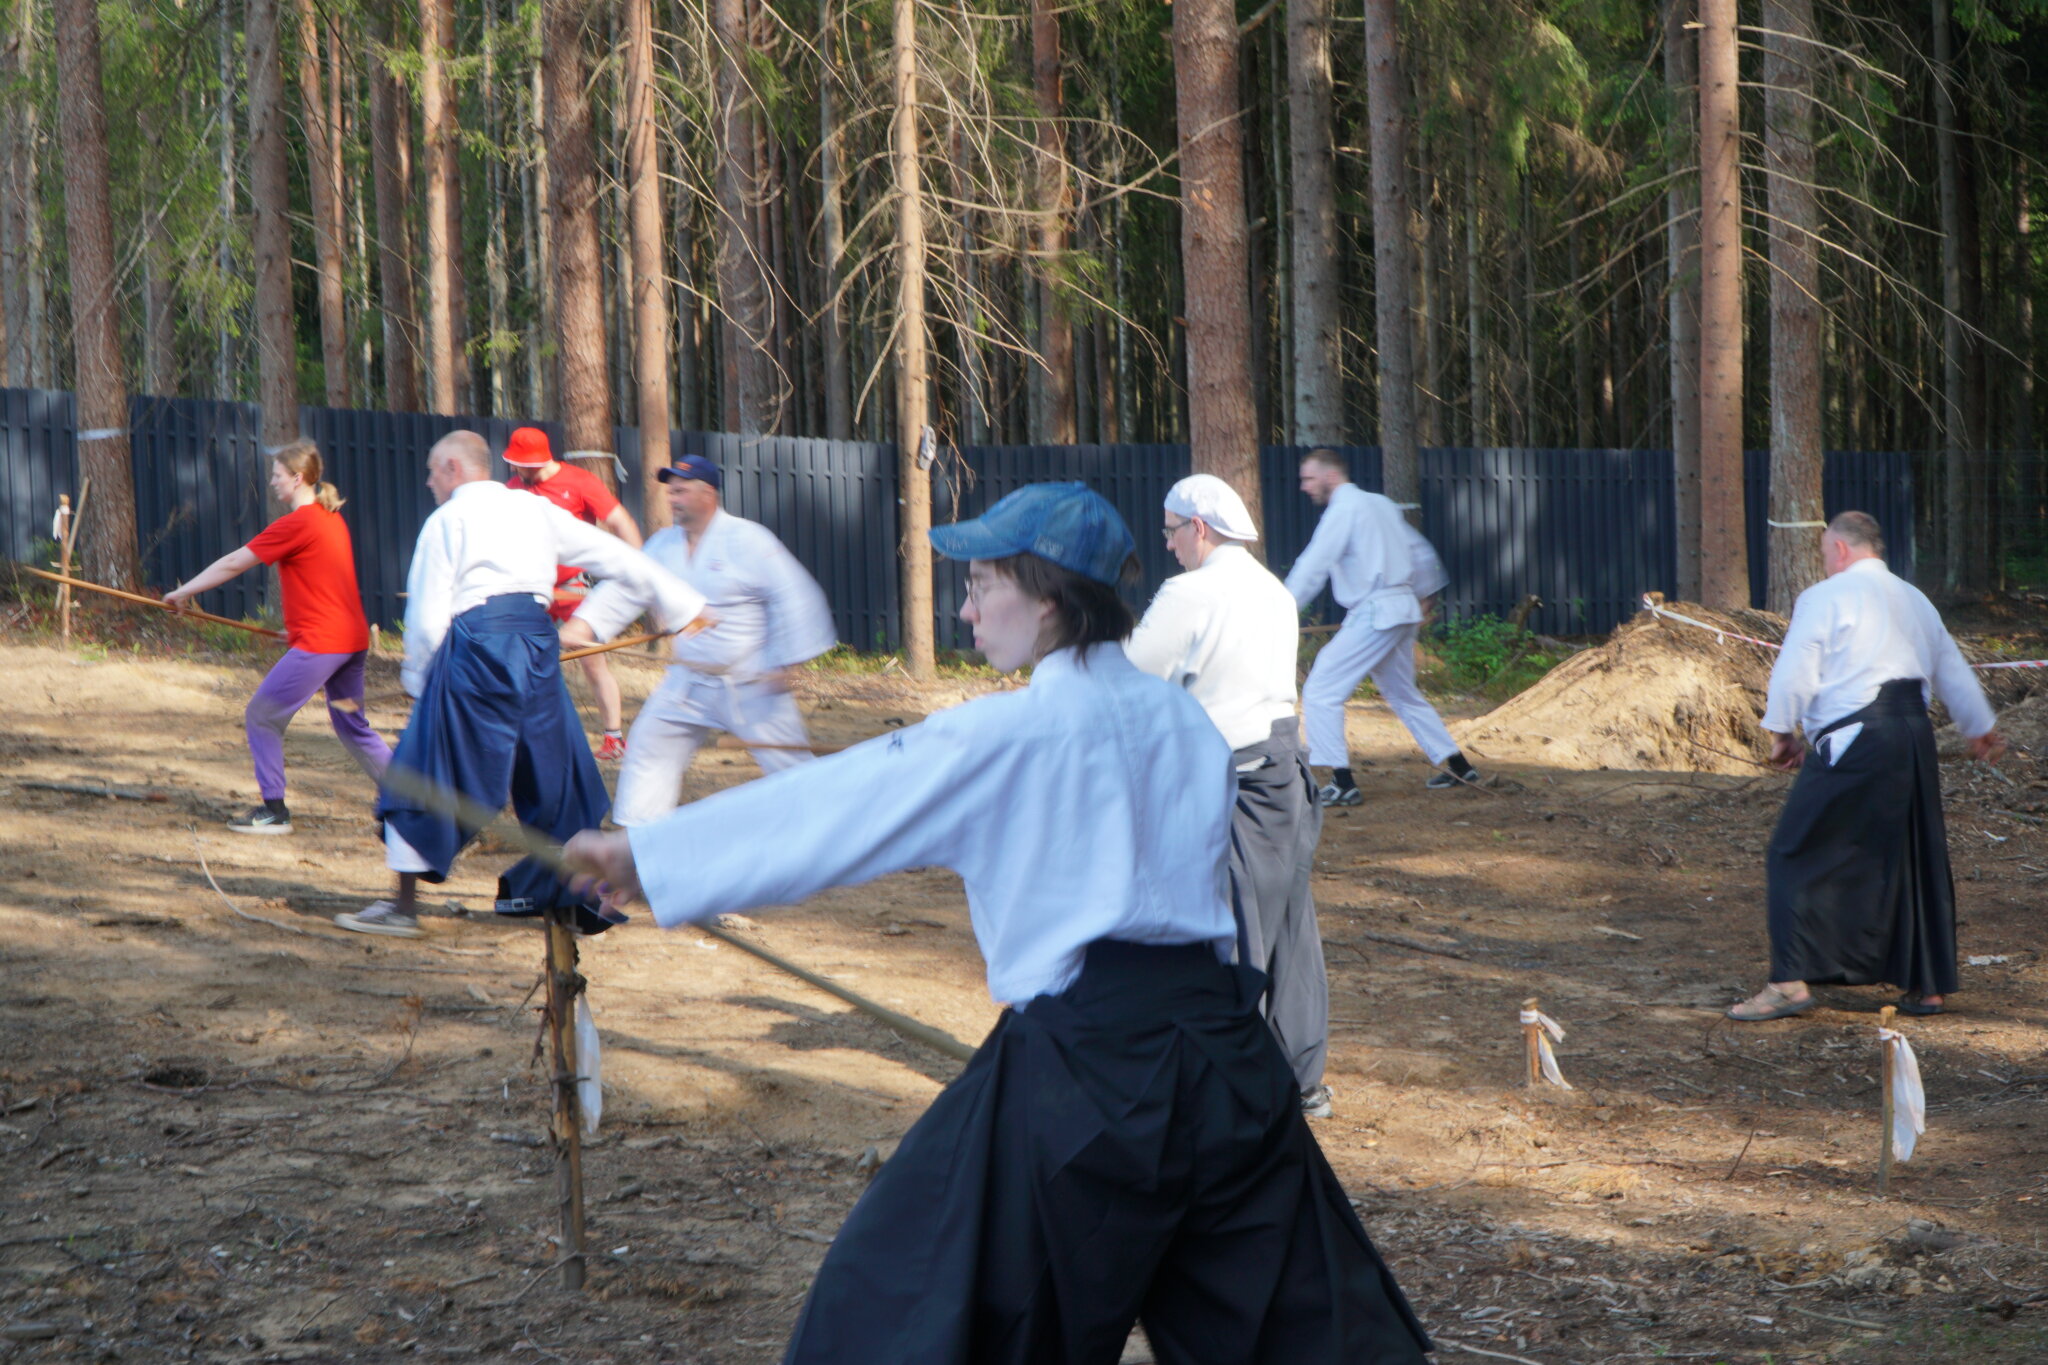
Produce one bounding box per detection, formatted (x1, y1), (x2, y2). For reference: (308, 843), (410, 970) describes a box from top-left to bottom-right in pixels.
(420, 0), (459, 414)
(1697, 0), (1749, 610)
(542, 0), (615, 485)
(1571, 213), (1594, 447)
(625, 0), (671, 523)
(51, 0), (140, 586)
(1665, 0), (1702, 599)
(248, 0), (300, 449)
(1463, 110), (1487, 446)
(818, 8), (852, 440)
(483, 0), (512, 415)
(143, 188), (177, 395)
(298, 0), (351, 408)
(370, 4), (423, 411)
(892, 0), (934, 678)
(1, 1), (31, 388)
(1933, 0), (1968, 591)
(1762, 0), (1823, 612)
(713, 0), (775, 434)
(1363, 0), (1416, 502)
(215, 15), (237, 399)
(1957, 105), (1990, 588)
(1173, 0), (1263, 531)
(1031, 0), (1076, 444)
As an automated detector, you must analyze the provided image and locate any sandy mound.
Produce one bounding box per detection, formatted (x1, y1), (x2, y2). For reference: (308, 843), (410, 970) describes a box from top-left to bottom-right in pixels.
(1456, 601), (1785, 775)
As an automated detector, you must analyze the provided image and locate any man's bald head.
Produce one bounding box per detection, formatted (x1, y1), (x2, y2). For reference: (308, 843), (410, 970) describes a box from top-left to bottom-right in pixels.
(426, 430), (491, 504)
(1821, 510), (1884, 576)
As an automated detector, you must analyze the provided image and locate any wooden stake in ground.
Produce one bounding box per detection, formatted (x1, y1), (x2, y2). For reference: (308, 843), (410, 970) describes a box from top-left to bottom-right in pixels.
(54, 479), (87, 644)
(542, 903), (588, 1290)
(1522, 996), (1543, 1087)
(1877, 1003), (1896, 1198)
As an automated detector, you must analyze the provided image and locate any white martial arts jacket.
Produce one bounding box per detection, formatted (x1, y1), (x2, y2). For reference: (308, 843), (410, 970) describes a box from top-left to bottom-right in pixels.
(1126, 544), (1300, 751)
(1762, 556), (1996, 740)
(628, 645), (1239, 1006)
(1283, 482), (1424, 629)
(575, 510), (836, 683)
(400, 480), (707, 697)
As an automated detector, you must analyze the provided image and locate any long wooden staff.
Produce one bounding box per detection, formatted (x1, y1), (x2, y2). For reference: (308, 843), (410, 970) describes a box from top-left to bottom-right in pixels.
(18, 565), (287, 640)
(560, 615), (713, 662)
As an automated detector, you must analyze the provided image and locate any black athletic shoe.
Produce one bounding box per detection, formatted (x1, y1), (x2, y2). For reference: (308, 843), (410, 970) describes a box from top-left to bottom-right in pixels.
(1317, 783), (1363, 808)
(228, 804), (293, 835)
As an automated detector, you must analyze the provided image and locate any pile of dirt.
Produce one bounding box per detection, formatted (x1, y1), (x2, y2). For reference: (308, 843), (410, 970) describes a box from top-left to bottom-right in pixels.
(1456, 600), (1786, 775)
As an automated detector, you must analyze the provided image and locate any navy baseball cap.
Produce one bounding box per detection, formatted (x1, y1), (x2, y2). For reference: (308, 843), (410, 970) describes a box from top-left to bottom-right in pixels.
(929, 482), (1135, 585)
(656, 454), (722, 488)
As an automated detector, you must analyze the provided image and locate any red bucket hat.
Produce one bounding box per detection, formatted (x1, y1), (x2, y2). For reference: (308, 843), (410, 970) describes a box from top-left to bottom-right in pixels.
(503, 427), (553, 468)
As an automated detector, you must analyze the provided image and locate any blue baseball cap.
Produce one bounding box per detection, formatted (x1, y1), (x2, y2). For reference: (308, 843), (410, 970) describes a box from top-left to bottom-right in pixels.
(656, 454), (722, 489)
(928, 482), (1135, 585)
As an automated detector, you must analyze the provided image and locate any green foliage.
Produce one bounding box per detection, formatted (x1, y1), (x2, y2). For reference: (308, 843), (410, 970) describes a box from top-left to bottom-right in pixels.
(1421, 613), (1571, 699)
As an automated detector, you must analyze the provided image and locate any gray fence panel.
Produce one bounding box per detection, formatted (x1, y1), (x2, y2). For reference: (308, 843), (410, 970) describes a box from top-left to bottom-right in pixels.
(0, 387), (76, 574)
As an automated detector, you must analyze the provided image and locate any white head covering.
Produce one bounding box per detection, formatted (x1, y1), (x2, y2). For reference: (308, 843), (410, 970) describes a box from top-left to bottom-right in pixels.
(1164, 473), (1259, 542)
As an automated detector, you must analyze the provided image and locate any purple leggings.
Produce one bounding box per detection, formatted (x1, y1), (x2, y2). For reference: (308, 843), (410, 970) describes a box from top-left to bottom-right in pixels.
(246, 648), (394, 801)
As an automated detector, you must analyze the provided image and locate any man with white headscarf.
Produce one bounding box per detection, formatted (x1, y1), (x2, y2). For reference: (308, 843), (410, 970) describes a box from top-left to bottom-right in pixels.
(1127, 474), (1334, 1118)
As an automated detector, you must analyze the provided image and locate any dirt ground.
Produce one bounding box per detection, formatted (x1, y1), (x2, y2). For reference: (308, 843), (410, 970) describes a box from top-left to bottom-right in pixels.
(3, 626), (2047, 1365)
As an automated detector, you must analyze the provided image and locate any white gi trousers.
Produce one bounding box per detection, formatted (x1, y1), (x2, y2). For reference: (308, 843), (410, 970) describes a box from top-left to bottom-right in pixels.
(612, 666), (812, 827)
(1300, 618), (1460, 769)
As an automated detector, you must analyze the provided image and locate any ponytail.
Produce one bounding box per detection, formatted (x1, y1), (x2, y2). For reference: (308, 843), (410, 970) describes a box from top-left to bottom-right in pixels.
(273, 439), (344, 512)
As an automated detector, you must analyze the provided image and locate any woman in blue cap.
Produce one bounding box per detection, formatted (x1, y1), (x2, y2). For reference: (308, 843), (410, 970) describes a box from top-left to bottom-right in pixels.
(564, 482), (1429, 1364)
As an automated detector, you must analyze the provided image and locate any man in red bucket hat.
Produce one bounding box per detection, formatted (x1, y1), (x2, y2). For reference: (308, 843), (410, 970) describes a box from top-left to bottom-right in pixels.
(503, 426), (642, 761)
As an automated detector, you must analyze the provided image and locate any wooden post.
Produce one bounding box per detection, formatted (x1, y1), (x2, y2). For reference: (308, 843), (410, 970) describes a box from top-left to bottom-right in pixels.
(1522, 996), (1543, 1087)
(1877, 1003), (1896, 1198)
(55, 477), (88, 645)
(543, 904), (588, 1290)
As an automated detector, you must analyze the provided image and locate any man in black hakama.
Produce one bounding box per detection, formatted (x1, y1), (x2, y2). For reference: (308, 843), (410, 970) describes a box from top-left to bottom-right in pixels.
(1729, 512), (2005, 1022)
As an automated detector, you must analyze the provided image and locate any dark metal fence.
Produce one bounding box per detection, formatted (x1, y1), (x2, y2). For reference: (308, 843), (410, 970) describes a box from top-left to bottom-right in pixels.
(0, 385), (1914, 646)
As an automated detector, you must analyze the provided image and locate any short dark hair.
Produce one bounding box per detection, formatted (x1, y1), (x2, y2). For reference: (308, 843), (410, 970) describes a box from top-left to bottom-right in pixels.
(1301, 447), (1348, 477)
(986, 551), (1139, 657)
(1827, 510), (1884, 554)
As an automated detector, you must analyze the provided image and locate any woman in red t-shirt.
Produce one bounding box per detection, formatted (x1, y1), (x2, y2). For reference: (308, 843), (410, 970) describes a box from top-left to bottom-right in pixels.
(165, 440), (394, 835)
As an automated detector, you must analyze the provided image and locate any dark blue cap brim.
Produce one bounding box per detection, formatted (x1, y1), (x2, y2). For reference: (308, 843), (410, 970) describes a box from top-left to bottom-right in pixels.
(929, 519), (1028, 563)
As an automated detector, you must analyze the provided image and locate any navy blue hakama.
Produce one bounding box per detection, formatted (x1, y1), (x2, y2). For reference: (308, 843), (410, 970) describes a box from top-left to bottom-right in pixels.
(782, 940), (1431, 1365)
(377, 593), (619, 932)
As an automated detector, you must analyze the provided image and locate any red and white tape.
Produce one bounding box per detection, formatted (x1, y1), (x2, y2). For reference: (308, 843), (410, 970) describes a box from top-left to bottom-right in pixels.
(1638, 594), (2048, 673)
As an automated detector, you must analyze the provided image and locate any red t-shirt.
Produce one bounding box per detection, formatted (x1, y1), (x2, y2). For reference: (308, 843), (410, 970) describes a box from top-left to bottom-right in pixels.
(508, 464), (623, 617)
(245, 504), (371, 654)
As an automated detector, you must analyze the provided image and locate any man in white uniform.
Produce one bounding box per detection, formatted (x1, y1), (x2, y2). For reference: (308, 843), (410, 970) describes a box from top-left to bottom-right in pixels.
(1728, 511), (2005, 1022)
(1286, 448), (1479, 804)
(563, 454), (837, 827)
(1127, 474), (1332, 1117)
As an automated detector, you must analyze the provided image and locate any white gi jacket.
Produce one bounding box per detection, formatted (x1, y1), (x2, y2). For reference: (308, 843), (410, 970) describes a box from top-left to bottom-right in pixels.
(1762, 557), (1995, 740)
(1126, 544), (1300, 751)
(627, 644), (1239, 1006)
(575, 510), (837, 682)
(1283, 482), (1424, 629)
(400, 480), (706, 697)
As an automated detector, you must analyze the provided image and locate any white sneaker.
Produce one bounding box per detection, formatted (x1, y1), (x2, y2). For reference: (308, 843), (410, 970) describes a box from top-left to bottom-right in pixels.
(334, 900), (424, 938)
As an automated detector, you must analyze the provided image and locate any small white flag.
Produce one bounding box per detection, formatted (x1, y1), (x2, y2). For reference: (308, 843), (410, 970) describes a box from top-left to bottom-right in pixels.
(1520, 1007), (1573, 1089)
(1878, 1027), (1924, 1161)
(575, 995), (603, 1138)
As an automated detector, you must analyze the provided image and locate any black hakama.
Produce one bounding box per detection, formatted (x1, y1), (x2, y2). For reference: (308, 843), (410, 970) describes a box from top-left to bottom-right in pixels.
(377, 593), (618, 932)
(1229, 718), (1329, 1091)
(1766, 678), (1958, 997)
(781, 940), (1430, 1365)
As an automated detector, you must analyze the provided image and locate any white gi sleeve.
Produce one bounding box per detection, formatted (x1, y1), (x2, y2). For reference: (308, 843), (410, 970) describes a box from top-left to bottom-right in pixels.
(1406, 522), (1450, 601)
(1125, 577), (1200, 685)
(543, 504), (708, 634)
(1924, 606), (1996, 738)
(628, 705), (989, 926)
(1282, 500), (1349, 610)
(400, 515), (457, 697)
(1761, 586), (1828, 735)
(757, 534), (837, 669)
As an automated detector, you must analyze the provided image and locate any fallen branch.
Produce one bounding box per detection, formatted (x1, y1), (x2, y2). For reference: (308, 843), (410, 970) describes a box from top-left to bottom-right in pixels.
(1338, 929), (1472, 962)
(19, 780), (169, 802)
(1434, 1336), (1551, 1365)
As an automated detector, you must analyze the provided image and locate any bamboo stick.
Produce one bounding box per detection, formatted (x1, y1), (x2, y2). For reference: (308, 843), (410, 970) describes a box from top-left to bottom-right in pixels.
(18, 564), (287, 639)
(544, 904), (588, 1290)
(1877, 1003), (1896, 1198)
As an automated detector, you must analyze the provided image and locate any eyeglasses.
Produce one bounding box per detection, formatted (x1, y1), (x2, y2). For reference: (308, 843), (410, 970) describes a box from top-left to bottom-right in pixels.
(1162, 517), (1192, 540)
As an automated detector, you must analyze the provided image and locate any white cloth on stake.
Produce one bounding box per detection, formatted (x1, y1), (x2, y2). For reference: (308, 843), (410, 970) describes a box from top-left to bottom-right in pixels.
(1878, 1027), (1925, 1161)
(1520, 1007), (1573, 1090)
(576, 994), (603, 1138)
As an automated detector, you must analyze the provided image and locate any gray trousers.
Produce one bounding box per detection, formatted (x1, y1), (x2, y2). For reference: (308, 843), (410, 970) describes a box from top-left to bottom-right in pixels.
(1228, 717), (1329, 1092)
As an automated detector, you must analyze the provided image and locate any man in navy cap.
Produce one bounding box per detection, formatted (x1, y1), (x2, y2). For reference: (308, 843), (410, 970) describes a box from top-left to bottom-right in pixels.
(560, 454), (836, 826)
(562, 480), (1430, 1364)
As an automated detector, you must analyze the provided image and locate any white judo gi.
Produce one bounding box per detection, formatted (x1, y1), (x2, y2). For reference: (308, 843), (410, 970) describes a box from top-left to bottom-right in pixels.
(576, 509), (837, 827)
(1284, 483), (1459, 770)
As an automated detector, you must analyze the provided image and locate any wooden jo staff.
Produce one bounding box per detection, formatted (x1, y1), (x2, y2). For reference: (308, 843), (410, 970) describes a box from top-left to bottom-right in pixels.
(559, 614), (715, 663)
(371, 761), (976, 1289)
(17, 564), (287, 640)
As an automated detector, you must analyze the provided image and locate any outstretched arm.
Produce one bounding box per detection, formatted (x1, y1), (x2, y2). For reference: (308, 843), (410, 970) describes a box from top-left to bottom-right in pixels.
(164, 547), (261, 606)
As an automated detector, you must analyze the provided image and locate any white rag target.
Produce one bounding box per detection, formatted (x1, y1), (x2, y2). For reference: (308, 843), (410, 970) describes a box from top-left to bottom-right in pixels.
(576, 995), (603, 1138)
(1520, 1008), (1573, 1089)
(1878, 1027), (1925, 1161)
